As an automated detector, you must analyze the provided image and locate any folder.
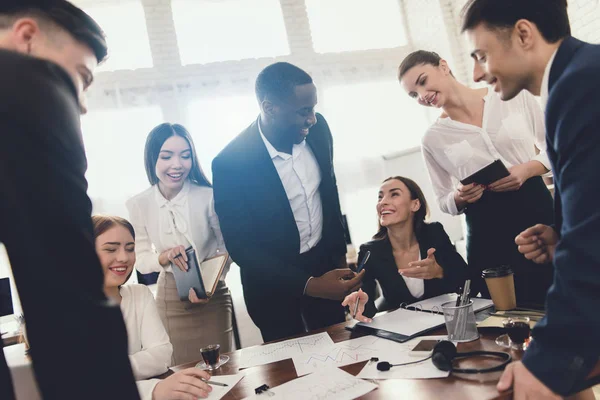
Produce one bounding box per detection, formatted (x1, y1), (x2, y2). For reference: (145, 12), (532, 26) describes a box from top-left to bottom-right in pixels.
(460, 159), (510, 186)
(172, 251), (229, 301)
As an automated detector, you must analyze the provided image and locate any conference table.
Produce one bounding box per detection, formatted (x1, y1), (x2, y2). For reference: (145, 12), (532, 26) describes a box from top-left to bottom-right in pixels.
(171, 319), (518, 399)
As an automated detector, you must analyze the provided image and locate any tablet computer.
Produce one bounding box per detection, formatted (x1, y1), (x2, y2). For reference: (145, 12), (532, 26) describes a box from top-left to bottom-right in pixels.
(460, 159), (510, 186)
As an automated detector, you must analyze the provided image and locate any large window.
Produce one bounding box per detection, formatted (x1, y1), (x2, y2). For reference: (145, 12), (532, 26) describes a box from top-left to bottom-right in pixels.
(305, 0), (407, 53)
(186, 94), (260, 180)
(172, 0), (290, 65)
(321, 80), (431, 162)
(81, 0), (153, 71)
(81, 106), (164, 217)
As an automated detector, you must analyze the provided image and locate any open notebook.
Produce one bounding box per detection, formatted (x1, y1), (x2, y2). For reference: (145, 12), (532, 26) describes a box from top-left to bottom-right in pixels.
(354, 308), (446, 343)
(172, 252), (229, 300)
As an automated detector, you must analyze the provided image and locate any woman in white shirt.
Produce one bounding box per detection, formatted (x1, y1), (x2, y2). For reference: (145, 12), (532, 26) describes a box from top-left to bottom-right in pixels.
(398, 51), (554, 308)
(92, 215), (213, 400)
(127, 123), (233, 365)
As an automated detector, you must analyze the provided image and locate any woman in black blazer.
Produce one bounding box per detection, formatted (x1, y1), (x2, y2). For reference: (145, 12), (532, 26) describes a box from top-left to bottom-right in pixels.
(343, 176), (468, 321)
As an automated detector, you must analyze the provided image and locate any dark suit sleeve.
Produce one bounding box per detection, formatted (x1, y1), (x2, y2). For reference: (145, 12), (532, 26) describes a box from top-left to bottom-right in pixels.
(357, 245), (378, 318)
(0, 59), (139, 399)
(212, 155), (311, 297)
(521, 69), (600, 395)
(428, 223), (468, 293)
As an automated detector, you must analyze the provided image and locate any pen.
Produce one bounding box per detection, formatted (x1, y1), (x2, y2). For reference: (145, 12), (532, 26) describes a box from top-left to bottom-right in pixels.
(356, 251), (371, 273)
(202, 379), (228, 387)
(353, 297), (361, 319)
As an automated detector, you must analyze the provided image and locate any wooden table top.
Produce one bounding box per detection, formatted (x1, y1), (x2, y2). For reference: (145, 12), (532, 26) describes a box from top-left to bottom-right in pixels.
(172, 321), (519, 399)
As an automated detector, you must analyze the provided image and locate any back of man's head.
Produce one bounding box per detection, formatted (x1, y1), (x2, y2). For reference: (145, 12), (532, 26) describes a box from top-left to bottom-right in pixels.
(461, 0), (570, 43)
(0, 0), (107, 64)
(255, 62), (313, 104)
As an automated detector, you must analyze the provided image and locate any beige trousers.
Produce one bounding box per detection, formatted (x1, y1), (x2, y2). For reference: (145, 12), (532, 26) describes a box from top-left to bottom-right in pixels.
(155, 270), (234, 366)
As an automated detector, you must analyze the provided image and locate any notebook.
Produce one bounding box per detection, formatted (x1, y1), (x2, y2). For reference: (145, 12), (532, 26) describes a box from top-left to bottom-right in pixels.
(353, 308), (446, 343)
(460, 159), (510, 186)
(406, 294), (494, 315)
(172, 252), (229, 300)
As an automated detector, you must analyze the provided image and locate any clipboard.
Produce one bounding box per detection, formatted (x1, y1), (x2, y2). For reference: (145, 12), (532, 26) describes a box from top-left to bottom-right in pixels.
(460, 159), (510, 186)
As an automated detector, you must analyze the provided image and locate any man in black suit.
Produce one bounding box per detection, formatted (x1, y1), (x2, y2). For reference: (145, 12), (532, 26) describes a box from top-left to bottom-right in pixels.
(212, 62), (364, 342)
(0, 2), (140, 399)
(462, 0), (600, 398)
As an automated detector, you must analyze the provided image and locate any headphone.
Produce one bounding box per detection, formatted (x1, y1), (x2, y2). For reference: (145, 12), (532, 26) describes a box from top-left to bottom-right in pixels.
(377, 340), (511, 374)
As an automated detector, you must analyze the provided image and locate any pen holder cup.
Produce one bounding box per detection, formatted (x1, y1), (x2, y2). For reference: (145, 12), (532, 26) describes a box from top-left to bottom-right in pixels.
(441, 300), (479, 343)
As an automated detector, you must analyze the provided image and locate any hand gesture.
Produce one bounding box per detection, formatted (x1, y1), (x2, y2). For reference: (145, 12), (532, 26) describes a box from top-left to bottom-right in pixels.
(515, 224), (559, 264)
(455, 183), (485, 208)
(342, 289), (372, 323)
(488, 164), (531, 192)
(152, 368), (213, 400)
(497, 361), (561, 400)
(398, 248), (444, 280)
(188, 288), (210, 304)
(159, 245), (188, 272)
(305, 269), (365, 301)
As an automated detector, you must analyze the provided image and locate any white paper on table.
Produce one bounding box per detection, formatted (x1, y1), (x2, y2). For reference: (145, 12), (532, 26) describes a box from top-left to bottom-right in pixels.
(407, 294), (494, 313)
(239, 332), (334, 369)
(206, 373), (245, 400)
(243, 366), (377, 400)
(356, 308), (446, 337)
(356, 335), (450, 380)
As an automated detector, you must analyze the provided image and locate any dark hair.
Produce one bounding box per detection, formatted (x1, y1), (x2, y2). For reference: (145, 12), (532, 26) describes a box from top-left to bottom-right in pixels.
(398, 50), (453, 80)
(461, 0), (570, 43)
(0, 0), (108, 63)
(255, 62), (313, 103)
(92, 215), (135, 240)
(144, 123), (211, 188)
(373, 176), (430, 240)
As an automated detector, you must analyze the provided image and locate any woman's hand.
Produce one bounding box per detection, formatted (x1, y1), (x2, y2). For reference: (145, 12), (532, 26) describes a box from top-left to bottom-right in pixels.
(398, 248), (444, 280)
(488, 164), (532, 192)
(188, 288), (210, 304)
(454, 183), (485, 209)
(152, 368), (212, 400)
(159, 245), (188, 271)
(341, 289), (372, 323)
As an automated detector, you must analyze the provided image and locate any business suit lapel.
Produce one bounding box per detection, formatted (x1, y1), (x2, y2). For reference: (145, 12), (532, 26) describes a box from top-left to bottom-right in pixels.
(306, 128), (332, 183)
(549, 37), (585, 91)
(375, 238), (415, 303)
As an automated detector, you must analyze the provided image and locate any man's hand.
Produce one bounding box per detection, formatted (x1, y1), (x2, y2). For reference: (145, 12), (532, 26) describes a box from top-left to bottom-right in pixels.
(342, 289), (372, 323)
(454, 183), (485, 209)
(515, 224), (559, 264)
(305, 269), (365, 301)
(398, 248), (443, 280)
(497, 361), (561, 400)
(152, 368), (213, 400)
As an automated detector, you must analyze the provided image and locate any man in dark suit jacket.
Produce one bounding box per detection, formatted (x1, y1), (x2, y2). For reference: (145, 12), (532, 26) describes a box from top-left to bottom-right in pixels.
(462, 0), (600, 398)
(0, 2), (139, 399)
(212, 62), (364, 342)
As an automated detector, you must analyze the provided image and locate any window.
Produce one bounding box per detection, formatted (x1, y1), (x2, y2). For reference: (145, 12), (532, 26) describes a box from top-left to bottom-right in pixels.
(172, 0), (290, 65)
(81, 1), (153, 71)
(81, 106), (164, 217)
(185, 94), (260, 180)
(321, 80), (430, 162)
(305, 0), (407, 53)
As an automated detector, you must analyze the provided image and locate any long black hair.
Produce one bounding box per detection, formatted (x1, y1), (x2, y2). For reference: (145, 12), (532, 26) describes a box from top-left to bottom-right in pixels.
(143, 123), (211, 187)
(373, 176), (430, 240)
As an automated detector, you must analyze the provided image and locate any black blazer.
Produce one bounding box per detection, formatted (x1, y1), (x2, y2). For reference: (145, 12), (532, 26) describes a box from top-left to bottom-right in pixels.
(359, 222), (467, 318)
(212, 114), (346, 305)
(0, 50), (138, 399)
(521, 37), (600, 395)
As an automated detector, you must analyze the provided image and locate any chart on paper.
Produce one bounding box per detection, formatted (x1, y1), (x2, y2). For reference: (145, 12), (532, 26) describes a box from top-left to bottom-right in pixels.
(239, 332), (334, 369)
(292, 335), (386, 376)
(244, 366), (377, 400)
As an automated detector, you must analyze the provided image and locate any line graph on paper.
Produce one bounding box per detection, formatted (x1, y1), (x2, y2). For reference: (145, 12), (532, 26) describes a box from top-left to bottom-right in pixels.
(292, 335), (387, 376)
(239, 332), (334, 369)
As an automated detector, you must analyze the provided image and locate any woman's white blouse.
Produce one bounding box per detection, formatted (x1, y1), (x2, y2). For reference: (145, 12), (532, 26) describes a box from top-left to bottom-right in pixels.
(421, 90), (549, 216)
(126, 181), (230, 278)
(120, 284), (172, 399)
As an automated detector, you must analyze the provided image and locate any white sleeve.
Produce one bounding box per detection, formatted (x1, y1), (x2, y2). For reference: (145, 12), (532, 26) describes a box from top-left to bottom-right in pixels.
(207, 194), (233, 267)
(422, 144), (462, 216)
(136, 379), (160, 400)
(128, 287), (173, 380)
(522, 91), (551, 171)
(127, 198), (164, 274)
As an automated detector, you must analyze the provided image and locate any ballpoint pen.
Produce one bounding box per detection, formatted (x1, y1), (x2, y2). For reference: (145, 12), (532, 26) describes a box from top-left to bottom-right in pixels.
(201, 378), (228, 387)
(353, 296), (361, 319)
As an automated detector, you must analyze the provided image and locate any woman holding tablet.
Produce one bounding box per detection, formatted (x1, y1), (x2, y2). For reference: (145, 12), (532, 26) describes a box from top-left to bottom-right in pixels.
(397, 50), (553, 308)
(127, 123), (233, 365)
